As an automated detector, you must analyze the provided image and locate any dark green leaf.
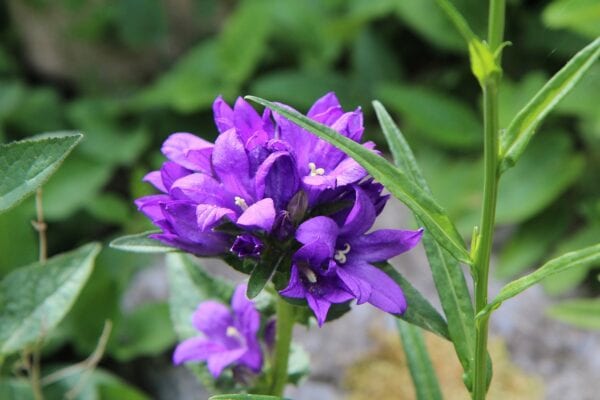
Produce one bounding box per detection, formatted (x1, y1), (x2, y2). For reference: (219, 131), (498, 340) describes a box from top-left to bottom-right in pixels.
(547, 298), (600, 330)
(396, 320), (443, 400)
(0, 243), (100, 354)
(381, 263), (449, 339)
(247, 255), (282, 299)
(374, 102), (476, 372)
(500, 37), (600, 171)
(0, 379), (34, 400)
(0, 133), (82, 213)
(246, 96), (471, 265)
(479, 243), (600, 319)
(110, 231), (178, 253)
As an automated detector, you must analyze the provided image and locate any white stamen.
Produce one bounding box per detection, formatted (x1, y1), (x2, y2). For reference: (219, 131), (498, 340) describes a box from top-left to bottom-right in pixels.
(299, 265), (318, 283)
(334, 243), (351, 264)
(226, 326), (241, 338)
(234, 196), (249, 211)
(308, 162), (325, 177)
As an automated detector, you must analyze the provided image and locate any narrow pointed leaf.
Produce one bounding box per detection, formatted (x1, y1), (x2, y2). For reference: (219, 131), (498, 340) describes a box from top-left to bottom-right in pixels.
(246, 96), (470, 265)
(380, 263), (449, 339)
(110, 231), (178, 253)
(0, 243), (100, 354)
(374, 101), (476, 372)
(0, 133), (82, 213)
(396, 320), (443, 400)
(247, 257), (280, 299)
(479, 243), (600, 318)
(500, 37), (600, 172)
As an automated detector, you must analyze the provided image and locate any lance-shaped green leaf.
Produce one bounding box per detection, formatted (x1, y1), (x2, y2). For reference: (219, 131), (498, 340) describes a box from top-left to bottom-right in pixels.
(374, 101), (476, 372)
(0, 132), (82, 213)
(246, 96), (471, 265)
(0, 243), (100, 354)
(547, 298), (600, 330)
(380, 263), (449, 339)
(396, 320), (443, 400)
(247, 255), (282, 299)
(478, 243), (600, 319)
(500, 38), (600, 172)
(110, 231), (178, 253)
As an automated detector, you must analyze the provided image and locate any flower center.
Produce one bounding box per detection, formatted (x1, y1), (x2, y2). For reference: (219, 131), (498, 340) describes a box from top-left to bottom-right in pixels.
(234, 196), (249, 211)
(308, 162), (325, 177)
(299, 264), (318, 283)
(334, 243), (351, 264)
(226, 326), (242, 340)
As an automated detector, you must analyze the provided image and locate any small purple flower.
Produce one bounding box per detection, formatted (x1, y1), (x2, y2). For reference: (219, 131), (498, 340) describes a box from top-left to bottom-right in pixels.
(280, 187), (423, 326)
(173, 284), (263, 378)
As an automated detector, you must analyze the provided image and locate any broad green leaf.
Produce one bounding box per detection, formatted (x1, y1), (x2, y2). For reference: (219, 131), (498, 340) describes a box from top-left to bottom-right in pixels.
(210, 395), (289, 400)
(496, 207), (569, 279)
(381, 263), (449, 339)
(478, 243), (600, 318)
(396, 320), (443, 400)
(376, 84), (481, 150)
(374, 102), (476, 371)
(547, 298), (600, 330)
(246, 96), (471, 265)
(543, 0), (600, 39)
(0, 202), (36, 277)
(110, 231), (178, 253)
(500, 37), (600, 172)
(0, 379), (34, 400)
(0, 243), (100, 354)
(0, 133), (82, 213)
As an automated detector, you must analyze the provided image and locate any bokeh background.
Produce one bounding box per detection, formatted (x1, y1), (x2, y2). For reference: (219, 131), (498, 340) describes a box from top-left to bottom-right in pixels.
(0, 0), (598, 399)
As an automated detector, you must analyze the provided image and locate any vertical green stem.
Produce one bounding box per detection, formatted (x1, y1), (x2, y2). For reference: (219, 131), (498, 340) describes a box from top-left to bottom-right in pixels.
(473, 0), (505, 398)
(270, 296), (294, 397)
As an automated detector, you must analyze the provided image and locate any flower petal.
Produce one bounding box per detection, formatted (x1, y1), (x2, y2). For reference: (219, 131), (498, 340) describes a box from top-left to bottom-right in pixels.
(350, 228), (424, 263)
(279, 265), (307, 299)
(296, 216), (339, 246)
(162, 133), (213, 172)
(170, 173), (233, 208)
(233, 97), (266, 147)
(342, 262), (407, 314)
(196, 204), (236, 231)
(255, 151), (300, 209)
(306, 293), (332, 327)
(207, 347), (247, 378)
(172, 337), (225, 365)
(143, 171), (166, 192)
(231, 284), (260, 336)
(161, 161), (191, 191)
(339, 187), (376, 238)
(335, 266), (372, 305)
(212, 129), (253, 201)
(307, 92), (343, 124)
(192, 300), (233, 337)
(236, 198), (276, 232)
(213, 95), (234, 133)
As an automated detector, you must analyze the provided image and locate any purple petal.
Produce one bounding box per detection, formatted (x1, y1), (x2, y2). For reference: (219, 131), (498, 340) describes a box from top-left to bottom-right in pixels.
(196, 204), (236, 230)
(239, 339), (263, 372)
(306, 293), (332, 327)
(236, 198), (276, 232)
(231, 284), (260, 336)
(192, 301), (233, 337)
(135, 194), (169, 224)
(327, 157), (367, 187)
(212, 129), (253, 201)
(161, 161), (191, 191)
(173, 337), (224, 365)
(170, 173), (233, 208)
(342, 262), (407, 314)
(161, 201), (208, 241)
(296, 216), (339, 246)
(233, 97), (266, 146)
(307, 92), (344, 124)
(335, 267), (372, 305)
(143, 171), (166, 192)
(207, 348), (247, 378)
(279, 265), (307, 299)
(330, 109), (364, 142)
(255, 151), (300, 209)
(213, 95), (234, 133)
(350, 228), (424, 263)
(294, 242), (335, 273)
(339, 187), (376, 238)
(162, 133), (213, 172)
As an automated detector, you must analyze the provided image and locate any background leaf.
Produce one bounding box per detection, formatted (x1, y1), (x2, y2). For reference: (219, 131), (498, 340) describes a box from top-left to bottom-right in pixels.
(110, 231), (178, 253)
(0, 133), (82, 213)
(547, 298), (600, 330)
(0, 243), (100, 354)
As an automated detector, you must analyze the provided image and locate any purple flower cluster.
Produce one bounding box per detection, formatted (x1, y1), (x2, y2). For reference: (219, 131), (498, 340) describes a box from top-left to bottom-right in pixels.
(137, 93), (423, 325)
(173, 284), (263, 378)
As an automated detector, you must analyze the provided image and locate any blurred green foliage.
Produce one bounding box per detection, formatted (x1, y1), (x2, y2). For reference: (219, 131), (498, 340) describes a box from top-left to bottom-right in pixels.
(0, 0), (598, 395)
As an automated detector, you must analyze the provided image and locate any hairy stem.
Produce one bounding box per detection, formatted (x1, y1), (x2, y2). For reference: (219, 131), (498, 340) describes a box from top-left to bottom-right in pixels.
(270, 297), (294, 397)
(473, 0), (505, 398)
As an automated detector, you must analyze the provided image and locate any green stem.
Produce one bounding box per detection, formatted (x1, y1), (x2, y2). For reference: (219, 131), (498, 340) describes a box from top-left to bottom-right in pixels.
(270, 296), (295, 397)
(472, 1), (505, 398)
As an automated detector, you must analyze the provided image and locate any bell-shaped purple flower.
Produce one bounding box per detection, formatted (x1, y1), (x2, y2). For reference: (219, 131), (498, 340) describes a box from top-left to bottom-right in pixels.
(173, 284), (263, 378)
(280, 187), (423, 326)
